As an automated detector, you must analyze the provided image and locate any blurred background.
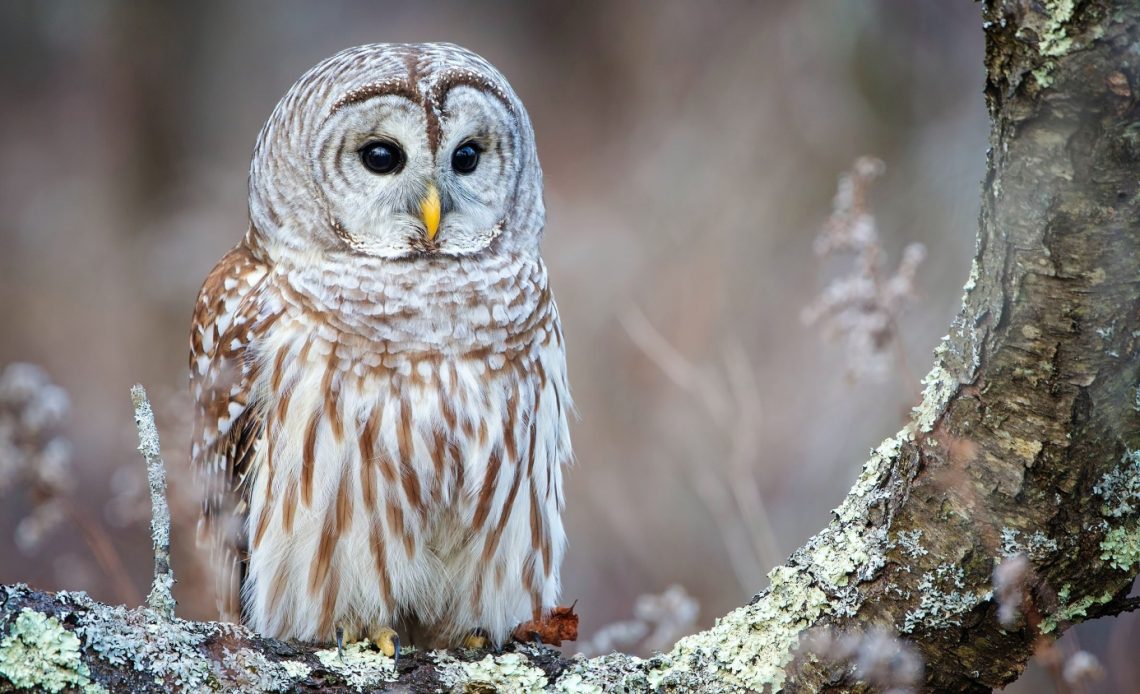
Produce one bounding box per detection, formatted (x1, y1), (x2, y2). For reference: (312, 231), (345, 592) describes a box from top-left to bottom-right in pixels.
(0, 1), (1131, 691)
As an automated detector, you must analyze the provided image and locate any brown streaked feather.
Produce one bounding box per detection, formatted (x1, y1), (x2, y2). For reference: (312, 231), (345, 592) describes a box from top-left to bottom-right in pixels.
(358, 403), (382, 503)
(480, 418), (533, 564)
(301, 410), (322, 506)
(189, 241), (274, 623)
(281, 478), (298, 535)
(322, 352), (345, 442)
(396, 396), (423, 513)
(472, 445), (503, 530)
(369, 517), (394, 604)
(317, 561), (340, 637)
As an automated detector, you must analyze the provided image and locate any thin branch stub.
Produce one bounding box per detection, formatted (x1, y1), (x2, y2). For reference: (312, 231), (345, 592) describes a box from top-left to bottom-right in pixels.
(130, 383), (176, 619)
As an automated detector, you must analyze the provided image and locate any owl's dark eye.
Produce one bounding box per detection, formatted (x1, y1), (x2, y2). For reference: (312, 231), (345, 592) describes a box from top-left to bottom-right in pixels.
(359, 140), (404, 175)
(451, 142), (481, 174)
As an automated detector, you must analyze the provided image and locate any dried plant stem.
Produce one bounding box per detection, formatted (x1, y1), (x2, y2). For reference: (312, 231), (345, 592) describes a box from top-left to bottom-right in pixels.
(622, 306), (780, 590)
(62, 504), (140, 607)
(130, 384), (176, 619)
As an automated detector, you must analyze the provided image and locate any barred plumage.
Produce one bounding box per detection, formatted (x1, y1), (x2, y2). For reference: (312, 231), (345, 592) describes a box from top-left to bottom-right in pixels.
(190, 43), (572, 648)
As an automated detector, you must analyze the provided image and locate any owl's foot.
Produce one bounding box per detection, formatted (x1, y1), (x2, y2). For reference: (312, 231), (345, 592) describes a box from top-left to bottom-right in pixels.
(335, 625), (399, 664)
(369, 626), (401, 663)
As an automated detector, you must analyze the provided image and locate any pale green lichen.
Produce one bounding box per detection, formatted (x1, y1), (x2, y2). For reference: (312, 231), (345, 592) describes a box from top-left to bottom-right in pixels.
(1092, 448), (1140, 572)
(913, 341), (959, 433)
(0, 609), (105, 693)
(1037, 0), (1076, 57)
(647, 564), (830, 692)
(910, 318), (982, 435)
(314, 641), (396, 690)
(551, 669), (606, 694)
(1032, 66), (1056, 89)
(841, 435), (904, 511)
(280, 659), (312, 680)
(810, 525), (873, 588)
(550, 652), (651, 693)
(1041, 585), (1114, 634)
(1028, 0), (1077, 87)
(1099, 526), (1140, 572)
(435, 652), (547, 693)
(902, 564), (991, 633)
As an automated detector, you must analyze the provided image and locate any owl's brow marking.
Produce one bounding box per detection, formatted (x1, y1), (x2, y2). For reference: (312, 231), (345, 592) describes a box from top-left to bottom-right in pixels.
(424, 68), (512, 154)
(329, 79), (420, 114)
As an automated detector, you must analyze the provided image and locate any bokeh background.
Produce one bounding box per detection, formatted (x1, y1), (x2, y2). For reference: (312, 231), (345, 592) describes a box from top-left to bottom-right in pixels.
(0, 2), (1132, 691)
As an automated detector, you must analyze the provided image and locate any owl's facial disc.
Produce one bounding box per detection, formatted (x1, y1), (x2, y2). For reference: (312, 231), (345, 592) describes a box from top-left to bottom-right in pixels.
(311, 85), (520, 260)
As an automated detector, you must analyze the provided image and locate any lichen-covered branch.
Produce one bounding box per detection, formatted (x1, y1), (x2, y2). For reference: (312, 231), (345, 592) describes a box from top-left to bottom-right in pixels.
(3, 1), (1139, 692)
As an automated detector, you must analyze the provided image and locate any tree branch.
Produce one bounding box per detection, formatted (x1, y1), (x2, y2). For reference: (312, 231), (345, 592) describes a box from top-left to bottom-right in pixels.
(130, 384), (176, 622)
(3, 1), (1139, 692)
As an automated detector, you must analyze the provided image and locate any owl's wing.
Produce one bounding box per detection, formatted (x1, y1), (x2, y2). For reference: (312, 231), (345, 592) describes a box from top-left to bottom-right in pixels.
(190, 241), (272, 623)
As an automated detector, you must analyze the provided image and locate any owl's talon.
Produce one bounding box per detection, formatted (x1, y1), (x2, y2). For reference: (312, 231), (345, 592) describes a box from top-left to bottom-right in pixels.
(336, 625), (345, 661)
(369, 626), (400, 661)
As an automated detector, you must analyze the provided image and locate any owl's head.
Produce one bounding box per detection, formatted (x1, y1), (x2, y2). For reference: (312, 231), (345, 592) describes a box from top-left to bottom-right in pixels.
(248, 43), (543, 261)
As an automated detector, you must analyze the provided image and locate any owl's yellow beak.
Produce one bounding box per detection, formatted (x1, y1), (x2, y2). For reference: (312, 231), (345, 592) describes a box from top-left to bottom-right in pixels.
(419, 183), (441, 241)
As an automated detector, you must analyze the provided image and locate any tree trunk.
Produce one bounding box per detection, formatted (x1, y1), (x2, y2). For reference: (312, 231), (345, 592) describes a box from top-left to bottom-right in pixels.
(3, 1), (1139, 692)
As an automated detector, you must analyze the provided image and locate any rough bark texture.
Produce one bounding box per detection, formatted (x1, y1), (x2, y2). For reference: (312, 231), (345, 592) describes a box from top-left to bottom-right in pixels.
(3, 1), (1140, 692)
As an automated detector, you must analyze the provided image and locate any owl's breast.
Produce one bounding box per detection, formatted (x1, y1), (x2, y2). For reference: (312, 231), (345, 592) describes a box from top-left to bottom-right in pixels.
(244, 268), (572, 641)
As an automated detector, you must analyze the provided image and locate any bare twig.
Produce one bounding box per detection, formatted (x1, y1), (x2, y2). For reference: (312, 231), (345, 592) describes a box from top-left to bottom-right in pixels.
(62, 504), (141, 607)
(130, 384), (176, 620)
(622, 306), (780, 590)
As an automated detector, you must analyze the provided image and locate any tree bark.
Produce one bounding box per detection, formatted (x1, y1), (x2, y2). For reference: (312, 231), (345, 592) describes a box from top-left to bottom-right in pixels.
(3, 1), (1139, 692)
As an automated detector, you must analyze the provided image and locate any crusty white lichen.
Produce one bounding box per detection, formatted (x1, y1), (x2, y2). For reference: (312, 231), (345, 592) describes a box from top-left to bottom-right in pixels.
(901, 564), (991, 634)
(893, 529), (929, 560)
(0, 609), (105, 693)
(76, 603), (214, 690)
(911, 320), (982, 434)
(551, 652), (652, 693)
(1093, 448), (1140, 518)
(221, 646), (312, 691)
(314, 640), (396, 690)
(51, 588), (319, 692)
(434, 651), (547, 693)
(913, 342), (959, 433)
(1092, 448), (1140, 572)
(999, 528), (1059, 562)
(644, 565), (830, 693)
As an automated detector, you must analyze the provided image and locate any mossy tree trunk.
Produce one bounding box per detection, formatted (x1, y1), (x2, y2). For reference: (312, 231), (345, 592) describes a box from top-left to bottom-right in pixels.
(3, 1), (1139, 692)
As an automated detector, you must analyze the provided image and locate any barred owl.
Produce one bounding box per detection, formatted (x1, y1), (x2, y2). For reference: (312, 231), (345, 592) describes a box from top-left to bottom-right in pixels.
(189, 43), (572, 652)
